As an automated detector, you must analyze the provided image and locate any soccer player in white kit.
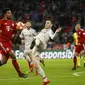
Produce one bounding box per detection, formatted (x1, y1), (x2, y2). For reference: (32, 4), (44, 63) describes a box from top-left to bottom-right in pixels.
(30, 20), (61, 85)
(19, 21), (37, 72)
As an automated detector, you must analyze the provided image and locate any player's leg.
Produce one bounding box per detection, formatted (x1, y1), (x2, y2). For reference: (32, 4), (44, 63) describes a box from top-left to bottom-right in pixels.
(32, 56), (50, 85)
(9, 50), (28, 78)
(77, 54), (81, 68)
(0, 41), (27, 78)
(81, 54), (85, 67)
(83, 56), (85, 67)
(40, 58), (45, 67)
(72, 46), (77, 70)
(24, 50), (34, 72)
(0, 44), (8, 66)
(32, 40), (50, 85)
(0, 53), (8, 66)
(72, 53), (77, 70)
(31, 38), (44, 70)
(82, 44), (85, 67)
(76, 44), (83, 68)
(77, 46), (82, 68)
(72, 44), (82, 70)
(81, 52), (85, 67)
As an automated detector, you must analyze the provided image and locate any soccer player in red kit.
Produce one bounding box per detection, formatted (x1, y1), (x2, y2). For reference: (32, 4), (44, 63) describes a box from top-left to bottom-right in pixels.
(81, 29), (85, 67)
(72, 23), (84, 70)
(0, 8), (27, 78)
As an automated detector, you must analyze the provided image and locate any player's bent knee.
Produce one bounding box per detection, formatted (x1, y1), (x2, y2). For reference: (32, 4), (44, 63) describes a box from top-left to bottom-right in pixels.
(0, 60), (7, 66)
(34, 62), (40, 69)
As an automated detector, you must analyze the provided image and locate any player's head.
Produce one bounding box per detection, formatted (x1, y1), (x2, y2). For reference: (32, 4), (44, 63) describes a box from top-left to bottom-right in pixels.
(25, 20), (32, 29)
(75, 22), (81, 31)
(45, 20), (53, 29)
(2, 8), (12, 20)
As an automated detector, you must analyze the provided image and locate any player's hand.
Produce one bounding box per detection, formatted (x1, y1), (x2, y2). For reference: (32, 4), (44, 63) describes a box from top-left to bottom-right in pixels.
(56, 28), (61, 33)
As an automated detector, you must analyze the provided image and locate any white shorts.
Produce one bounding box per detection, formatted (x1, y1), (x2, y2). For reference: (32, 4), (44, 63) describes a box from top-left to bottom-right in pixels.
(32, 38), (46, 57)
(24, 44), (32, 56)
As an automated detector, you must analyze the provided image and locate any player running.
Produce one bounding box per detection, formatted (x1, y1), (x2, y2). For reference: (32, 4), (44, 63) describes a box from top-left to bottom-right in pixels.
(0, 8), (27, 78)
(72, 23), (84, 70)
(19, 21), (37, 72)
(30, 20), (61, 85)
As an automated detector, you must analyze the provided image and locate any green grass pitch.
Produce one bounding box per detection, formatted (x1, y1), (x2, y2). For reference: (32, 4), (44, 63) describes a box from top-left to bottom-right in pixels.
(0, 59), (85, 85)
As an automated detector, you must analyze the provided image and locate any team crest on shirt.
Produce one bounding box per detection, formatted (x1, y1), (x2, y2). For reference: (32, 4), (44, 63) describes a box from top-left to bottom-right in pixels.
(12, 23), (14, 26)
(5, 23), (7, 25)
(6, 48), (9, 51)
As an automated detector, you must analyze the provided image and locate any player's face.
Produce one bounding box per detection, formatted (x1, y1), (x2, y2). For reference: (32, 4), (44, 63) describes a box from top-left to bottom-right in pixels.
(45, 21), (52, 29)
(25, 22), (32, 28)
(5, 10), (12, 20)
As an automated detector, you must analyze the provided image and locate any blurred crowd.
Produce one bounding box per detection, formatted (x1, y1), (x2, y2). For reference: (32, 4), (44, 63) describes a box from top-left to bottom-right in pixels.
(0, 0), (85, 48)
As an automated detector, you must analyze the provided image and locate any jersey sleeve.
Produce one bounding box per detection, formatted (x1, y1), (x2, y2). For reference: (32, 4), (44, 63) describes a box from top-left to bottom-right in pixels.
(49, 29), (59, 39)
(33, 29), (37, 36)
(19, 30), (24, 39)
(0, 20), (3, 27)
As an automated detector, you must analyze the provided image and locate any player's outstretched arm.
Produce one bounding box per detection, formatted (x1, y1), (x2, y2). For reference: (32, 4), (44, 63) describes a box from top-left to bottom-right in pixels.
(56, 28), (62, 33)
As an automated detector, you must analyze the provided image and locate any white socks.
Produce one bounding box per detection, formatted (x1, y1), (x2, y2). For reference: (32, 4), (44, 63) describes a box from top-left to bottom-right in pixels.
(38, 66), (45, 78)
(25, 56), (31, 63)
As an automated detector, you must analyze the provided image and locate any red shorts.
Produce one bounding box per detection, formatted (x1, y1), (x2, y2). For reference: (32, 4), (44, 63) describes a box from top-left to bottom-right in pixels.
(75, 44), (84, 53)
(0, 40), (12, 55)
(0, 50), (9, 59)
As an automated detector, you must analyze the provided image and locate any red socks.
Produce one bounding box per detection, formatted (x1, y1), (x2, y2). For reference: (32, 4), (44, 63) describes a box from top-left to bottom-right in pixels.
(12, 60), (22, 76)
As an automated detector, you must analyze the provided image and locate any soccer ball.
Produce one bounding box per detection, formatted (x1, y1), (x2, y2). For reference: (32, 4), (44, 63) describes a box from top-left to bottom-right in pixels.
(16, 22), (25, 30)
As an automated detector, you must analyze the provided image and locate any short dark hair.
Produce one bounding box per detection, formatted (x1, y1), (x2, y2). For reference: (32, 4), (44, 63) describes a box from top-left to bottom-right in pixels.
(2, 8), (11, 14)
(46, 19), (53, 24)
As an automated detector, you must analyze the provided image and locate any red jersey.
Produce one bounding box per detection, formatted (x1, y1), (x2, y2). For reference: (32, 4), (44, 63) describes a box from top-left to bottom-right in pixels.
(76, 29), (83, 43)
(82, 30), (85, 44)
(0, 19), (17, 41)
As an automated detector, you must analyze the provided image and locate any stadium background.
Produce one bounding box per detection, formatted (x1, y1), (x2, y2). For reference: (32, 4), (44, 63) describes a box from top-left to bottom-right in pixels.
(0, 0), (85, 59)
(0, 1), (85, 85)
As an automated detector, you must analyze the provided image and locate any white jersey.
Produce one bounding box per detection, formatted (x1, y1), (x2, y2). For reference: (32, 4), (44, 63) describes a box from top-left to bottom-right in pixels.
(20, 28), (37, 49)
(35, 28), (58, 44)
(32, 28), (59, 57)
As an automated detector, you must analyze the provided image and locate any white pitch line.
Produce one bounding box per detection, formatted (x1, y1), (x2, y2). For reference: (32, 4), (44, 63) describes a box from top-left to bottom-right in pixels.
(73, 73), (80, 76)
(58, 76), (69, 78)
(73, 71), (85, 76)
